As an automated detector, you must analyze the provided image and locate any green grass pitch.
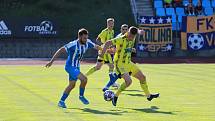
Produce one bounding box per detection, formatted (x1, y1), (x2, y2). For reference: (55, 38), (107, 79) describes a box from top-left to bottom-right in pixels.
(0, 64), (215, 121)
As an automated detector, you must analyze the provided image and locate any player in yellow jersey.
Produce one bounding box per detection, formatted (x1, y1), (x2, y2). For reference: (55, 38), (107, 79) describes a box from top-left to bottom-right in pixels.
(116, 24), (129, 37)
(86, 18), (117, 89)
(102, 24), (129, 91)
(99, 26), (159, 106)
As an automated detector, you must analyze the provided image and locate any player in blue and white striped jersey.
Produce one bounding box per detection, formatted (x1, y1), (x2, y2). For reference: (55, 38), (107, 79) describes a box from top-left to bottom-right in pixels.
(45, 28), (101, 108)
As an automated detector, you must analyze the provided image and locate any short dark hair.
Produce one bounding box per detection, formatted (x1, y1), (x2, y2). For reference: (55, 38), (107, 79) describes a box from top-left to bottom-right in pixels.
(129, 26), (138, 35)
(78, 28), (88, 37)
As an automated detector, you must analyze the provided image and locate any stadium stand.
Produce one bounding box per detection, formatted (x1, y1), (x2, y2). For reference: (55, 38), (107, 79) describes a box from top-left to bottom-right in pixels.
(154, 0), (164, 8)
(204, 7), (214, 15)
(156, 7), (166, 16)
(212, 0), (215, 8)
(153, 0), (215, 31)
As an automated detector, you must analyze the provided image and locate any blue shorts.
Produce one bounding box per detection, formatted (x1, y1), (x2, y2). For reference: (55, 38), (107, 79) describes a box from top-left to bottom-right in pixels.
(65, 66), (80, 81)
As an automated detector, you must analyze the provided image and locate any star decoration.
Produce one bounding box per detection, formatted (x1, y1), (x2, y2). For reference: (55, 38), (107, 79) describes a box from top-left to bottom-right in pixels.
(149, 17), (155, 24)
(166, 17), (171, 23)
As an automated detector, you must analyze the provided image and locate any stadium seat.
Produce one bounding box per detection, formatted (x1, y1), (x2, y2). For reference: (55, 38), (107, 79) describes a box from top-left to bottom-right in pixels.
(176, 7), (186, 16)
(211, 0), (215, 8)
(172, 22), (180, 30)
(166, 8), (175, 16)
(202, 0), (211, 8)
(204, 8), (214, 15)
(172, 15), (177, 23)
(156, 8), (166, 16)
(192, 0), (198, 6)
(154, 1), (163, 8)
(171, 15), (179, 30)
(177, 15), (184, 23)
(177, 15), (184, 30)
(183, 0), (189, 6)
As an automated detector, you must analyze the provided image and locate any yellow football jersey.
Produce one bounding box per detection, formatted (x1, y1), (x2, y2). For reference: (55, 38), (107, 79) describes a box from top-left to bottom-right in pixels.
(98, 28), (114, 44)
(111, 34), (135, 65)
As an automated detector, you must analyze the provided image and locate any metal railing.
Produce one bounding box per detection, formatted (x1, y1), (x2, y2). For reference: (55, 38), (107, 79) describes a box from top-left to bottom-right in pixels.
(130, 0), (138, 24)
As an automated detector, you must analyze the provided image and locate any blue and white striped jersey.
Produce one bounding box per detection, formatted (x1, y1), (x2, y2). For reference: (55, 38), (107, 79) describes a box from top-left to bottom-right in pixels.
(64, 39), (95, 67)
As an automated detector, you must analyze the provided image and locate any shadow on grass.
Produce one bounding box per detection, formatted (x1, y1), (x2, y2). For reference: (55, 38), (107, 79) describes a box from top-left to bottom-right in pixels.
(122, 106), (176, 115)
(67, 108), (127, 115)
(123, 89), (143, 92)
(125, 93), (145, 97)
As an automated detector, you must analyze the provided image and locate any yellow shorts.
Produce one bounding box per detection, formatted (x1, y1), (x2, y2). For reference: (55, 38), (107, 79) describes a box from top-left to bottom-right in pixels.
(115, 62), (140, 76)
(97, 53), (113, 64)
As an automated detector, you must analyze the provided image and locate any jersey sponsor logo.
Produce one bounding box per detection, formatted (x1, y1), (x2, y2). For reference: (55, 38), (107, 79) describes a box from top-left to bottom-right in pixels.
(0, 20), (12, 35)
(24, 21), (57, 35)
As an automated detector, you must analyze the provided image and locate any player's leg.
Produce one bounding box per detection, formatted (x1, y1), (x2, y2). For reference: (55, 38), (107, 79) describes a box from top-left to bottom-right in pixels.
(58, 66), (79, 108)
(108, 54), (120, 88)
(85, 60), (103, 76)
(103, 73), (118, 92)
(112, 81), (120, 88)
(102, 55), (117, 91)
(77, 72), (89, 105)
(107, 53), (114, 73)
(132, 70), (159, 101)
(103, 54), (119, 91)
(112, 72), (132, 106)
(58, 81), (76, 108)
(102, 62), (119, 92)
(116, 73), (132, 96)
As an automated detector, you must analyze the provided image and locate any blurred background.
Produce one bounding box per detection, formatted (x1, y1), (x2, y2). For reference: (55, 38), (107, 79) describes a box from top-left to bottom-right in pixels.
(0, 0), (214, 59)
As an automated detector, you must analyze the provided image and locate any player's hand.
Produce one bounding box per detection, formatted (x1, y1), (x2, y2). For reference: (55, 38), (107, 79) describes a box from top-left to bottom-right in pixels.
(107, 48), (116, 54)
(106, 48), (112, 54)
(45, 61), (53, 68)
(138, 29), (144, 35)
(132, 48), (136, 53)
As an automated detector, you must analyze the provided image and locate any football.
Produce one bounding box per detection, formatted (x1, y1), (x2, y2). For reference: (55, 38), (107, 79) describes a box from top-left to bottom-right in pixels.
(103, 90), (115, 101)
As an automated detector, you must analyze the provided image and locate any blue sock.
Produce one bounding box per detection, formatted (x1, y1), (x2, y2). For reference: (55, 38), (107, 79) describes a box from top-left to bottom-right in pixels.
(105, 73), (118, 88)
(79, 87), (85, 97)
(60, 93), (69, 102)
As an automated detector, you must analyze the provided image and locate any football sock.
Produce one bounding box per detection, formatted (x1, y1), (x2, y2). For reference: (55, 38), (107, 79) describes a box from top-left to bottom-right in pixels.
(140, 81), (150, 97)
(79, 87), (85, 97)
(105, 73), (118, 88)
(86, 67), (97, 76)
(115, 82), (127, 97)
(60, 93), (69, 102)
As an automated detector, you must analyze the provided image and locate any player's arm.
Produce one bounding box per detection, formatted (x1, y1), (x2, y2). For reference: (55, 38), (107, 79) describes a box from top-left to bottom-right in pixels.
(96, 36), (103, 45)
(96, 30), (106, 45)
(94, 44), (103, 51)
(45, 47), (66, 68)
(99, 40), (113, 58)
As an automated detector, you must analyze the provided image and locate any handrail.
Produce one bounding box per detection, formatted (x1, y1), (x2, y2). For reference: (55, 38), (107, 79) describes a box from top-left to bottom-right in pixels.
(130, 0), (138, 24)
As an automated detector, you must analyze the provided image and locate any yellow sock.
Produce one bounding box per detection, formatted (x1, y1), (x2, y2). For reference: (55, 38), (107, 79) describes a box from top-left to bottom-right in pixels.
(86, 67), (97, 76)
(115, 82), (127, 97)
(140, 81), (150, 97)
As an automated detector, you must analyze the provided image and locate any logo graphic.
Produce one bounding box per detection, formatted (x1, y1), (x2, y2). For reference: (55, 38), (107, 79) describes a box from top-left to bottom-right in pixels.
(0, 21), (12, 35)
(188, 33), (204, 50)
(24, 21), (57, 35)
